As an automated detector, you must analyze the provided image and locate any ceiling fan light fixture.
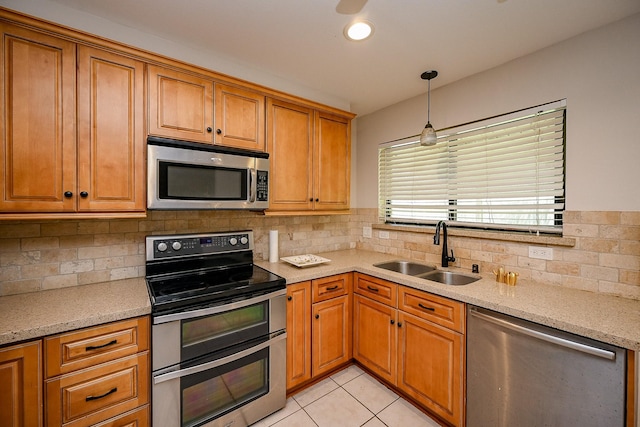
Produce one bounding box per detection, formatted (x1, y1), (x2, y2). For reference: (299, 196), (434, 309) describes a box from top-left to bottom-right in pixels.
(419, 70), (438, 146)
(344, 21), (374, 41)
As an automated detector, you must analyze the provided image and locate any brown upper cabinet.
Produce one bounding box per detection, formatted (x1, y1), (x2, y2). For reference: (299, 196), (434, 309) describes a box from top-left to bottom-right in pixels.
(0, 23), (145, 216)
(267, 99), (351, 213)
(148, 65), (265, 151)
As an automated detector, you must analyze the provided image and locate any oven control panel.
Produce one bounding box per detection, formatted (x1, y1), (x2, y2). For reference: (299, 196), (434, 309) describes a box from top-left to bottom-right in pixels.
(146, 231), (254, 260)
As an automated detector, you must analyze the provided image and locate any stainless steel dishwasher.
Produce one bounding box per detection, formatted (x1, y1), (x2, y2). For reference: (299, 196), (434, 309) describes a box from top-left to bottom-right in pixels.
(467, 305), (627, 427)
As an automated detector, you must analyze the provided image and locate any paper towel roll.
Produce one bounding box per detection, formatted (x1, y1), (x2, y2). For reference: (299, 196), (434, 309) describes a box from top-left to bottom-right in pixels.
(269, 230), (279, 263)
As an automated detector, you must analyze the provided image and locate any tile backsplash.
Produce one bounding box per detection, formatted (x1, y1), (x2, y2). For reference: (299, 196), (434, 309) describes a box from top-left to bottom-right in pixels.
(1, 209), (638, 300)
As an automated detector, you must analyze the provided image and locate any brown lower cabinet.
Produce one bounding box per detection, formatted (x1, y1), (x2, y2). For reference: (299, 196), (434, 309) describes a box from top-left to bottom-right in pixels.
(286, 273), (353, 391)
(44, 316), (150, 427)
(353, 273), (465, 427)
(0, 340), (43, 427)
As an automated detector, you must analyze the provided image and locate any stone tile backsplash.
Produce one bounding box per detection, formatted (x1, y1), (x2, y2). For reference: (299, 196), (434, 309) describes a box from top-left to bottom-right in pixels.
(0, 209), (638, 300)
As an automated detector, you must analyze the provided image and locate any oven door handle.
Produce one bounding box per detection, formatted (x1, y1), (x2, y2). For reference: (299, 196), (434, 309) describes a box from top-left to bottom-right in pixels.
(153, 332), (286, 385)
(153, 289), (286, 324)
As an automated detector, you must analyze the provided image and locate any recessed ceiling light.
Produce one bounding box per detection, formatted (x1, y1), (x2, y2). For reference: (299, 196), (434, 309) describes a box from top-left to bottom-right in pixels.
(344, 20), (374, 41)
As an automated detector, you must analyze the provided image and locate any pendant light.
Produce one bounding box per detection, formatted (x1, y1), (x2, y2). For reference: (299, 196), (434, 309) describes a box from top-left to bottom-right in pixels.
(420, 70), (438, 146)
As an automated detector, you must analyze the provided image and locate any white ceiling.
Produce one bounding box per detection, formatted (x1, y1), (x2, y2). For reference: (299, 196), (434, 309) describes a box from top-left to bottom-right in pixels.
(46, 0), (640, 116)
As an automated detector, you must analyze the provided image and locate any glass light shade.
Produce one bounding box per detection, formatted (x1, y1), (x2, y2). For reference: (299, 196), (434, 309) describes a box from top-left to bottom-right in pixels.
(345, 21), (374, 41)
(420, 123), (437, 146)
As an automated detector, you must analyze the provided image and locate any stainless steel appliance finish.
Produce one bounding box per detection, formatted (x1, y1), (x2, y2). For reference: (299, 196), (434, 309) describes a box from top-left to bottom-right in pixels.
(467, 306), (626, 427)
(146, 231), (286, 427)
(147, 136), (270, 210)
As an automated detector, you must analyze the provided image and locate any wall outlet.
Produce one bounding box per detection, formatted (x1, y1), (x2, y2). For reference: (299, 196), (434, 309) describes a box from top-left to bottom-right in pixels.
(363, 226), (372, 238)
(379, 231), (390, 239)
(528, 246), (553, 260)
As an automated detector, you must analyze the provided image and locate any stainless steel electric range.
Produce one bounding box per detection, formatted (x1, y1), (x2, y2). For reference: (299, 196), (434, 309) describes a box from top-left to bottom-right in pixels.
(145, 231), (286, 427)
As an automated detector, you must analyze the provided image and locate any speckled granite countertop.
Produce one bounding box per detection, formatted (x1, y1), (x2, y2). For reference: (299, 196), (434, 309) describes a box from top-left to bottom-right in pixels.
(256, 249), (640, 351)
(0, 277), (150, 346)
(2, 249), (638, 351)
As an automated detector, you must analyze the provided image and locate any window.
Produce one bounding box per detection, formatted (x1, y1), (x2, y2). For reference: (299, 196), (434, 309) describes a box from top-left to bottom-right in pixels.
(378, 100), (566, 234)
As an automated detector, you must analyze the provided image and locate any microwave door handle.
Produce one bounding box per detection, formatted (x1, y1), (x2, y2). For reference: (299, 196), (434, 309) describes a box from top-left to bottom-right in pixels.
(249, 168), (257, 203)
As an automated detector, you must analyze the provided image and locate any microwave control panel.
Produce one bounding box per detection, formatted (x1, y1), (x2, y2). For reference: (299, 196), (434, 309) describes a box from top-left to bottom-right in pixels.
(256, 170), (268, 201)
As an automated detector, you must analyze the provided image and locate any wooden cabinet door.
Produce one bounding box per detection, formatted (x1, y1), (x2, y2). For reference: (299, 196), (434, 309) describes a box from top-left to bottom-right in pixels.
(286, 281), (312, 391)
(77, 46), (145, 212)
(397, 311), (464, 427)
(353, 294), (397, 384)
(314, 112), (350, 210)
(147, 65), (214, 143)
(0, 341), (42, 427)
(312, 294), (351, 377)
(214, 84), (265, 151)
(0, 24), (76, 212)
(266, 98), (314, 211)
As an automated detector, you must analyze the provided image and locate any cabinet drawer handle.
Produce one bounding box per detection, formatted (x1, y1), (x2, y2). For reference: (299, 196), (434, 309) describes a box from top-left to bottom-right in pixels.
(418, 303), (435, 311)
(326, 285), (339, 291)
(366, 286), (379, 292)
(85, 339), (117, 351)
(86, 387), (117, 402)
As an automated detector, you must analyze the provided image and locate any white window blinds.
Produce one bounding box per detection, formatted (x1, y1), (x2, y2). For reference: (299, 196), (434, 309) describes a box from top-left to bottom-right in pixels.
(378, 100), (566, 233)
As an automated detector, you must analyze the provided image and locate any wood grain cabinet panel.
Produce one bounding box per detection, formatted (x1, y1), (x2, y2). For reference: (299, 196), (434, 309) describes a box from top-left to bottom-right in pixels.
(266, 98), (314, 211)
(0, 23), (76, 213)
(314, 112), (350, 211)
(286, 281), (312, 390)
(45, 317), (150, 378)
(214, 83), (265, 151)
(0, 340), (42, 427)
(312, 293), (352, 377)
(45, 352), (149, 427)
(398, 311), (464, 427)
(77, 46), (145, 212)
(147, 64), (214, 143)
(312, 273), (351, 303)
(354, 273), (397, 306)
(353, 294), (397, 384)
(44, 316), (150, 427)
(267, 99), (352, 213)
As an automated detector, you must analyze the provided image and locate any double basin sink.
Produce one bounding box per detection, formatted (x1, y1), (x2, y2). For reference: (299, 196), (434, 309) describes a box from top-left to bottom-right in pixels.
(374, 260), (479, 286)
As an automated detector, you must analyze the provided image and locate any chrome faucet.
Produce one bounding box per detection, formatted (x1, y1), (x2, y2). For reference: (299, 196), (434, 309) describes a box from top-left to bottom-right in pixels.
(433, 220), (456, 267)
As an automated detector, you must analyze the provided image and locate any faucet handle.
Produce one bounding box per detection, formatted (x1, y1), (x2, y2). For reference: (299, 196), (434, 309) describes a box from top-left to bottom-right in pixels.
(448, 249), (456, 262)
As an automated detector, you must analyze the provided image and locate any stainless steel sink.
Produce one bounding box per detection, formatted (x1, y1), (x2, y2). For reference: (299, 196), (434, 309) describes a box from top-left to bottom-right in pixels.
(417, 270), (480, 286)
(374, 260), (436, 276)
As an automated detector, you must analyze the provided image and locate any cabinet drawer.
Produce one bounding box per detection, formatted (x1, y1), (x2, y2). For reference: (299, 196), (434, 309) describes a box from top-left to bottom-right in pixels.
(45, 316), (150, 378)
(45, 352), (149, 427)
(398, 287), (464, 333)
(354, 273), (397, 307)
(312, 273), (352, 303)
(92, 405), (149, 427)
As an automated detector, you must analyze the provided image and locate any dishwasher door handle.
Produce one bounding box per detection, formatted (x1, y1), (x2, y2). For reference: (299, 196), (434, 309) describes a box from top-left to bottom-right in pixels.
(469, 308), (616, 361)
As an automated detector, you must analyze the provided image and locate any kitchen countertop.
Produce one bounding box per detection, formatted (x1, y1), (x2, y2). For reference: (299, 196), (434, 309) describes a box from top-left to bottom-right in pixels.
(257, 249), (640, 351)
(0, 277), (150, 346)
(1, 249), (638, 351)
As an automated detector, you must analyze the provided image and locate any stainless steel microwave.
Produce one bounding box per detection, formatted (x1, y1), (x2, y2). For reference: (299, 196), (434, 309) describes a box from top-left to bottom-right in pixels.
(147, 136), (270, 210)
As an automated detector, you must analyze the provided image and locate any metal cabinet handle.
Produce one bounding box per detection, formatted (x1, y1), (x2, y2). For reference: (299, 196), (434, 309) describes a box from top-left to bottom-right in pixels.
(86, 339), (117, 351)
(418, 303), (435, 311)
(315, 314), (320, 319)
(367, 286), (379, 292)
(64, 191), (73, 198)
(80, 191), (88, 198)
(216, 128), (222, 134)
(86, 387), (117, 402)
(287, 296), (292, 301)
(326, 285), (339, 291)
(397, 322), (402, 327)
(390, 319), (395, 325)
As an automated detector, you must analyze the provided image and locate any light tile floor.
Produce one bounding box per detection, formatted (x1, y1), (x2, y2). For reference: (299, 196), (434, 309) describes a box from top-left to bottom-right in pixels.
(253, 365), (442, 427)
